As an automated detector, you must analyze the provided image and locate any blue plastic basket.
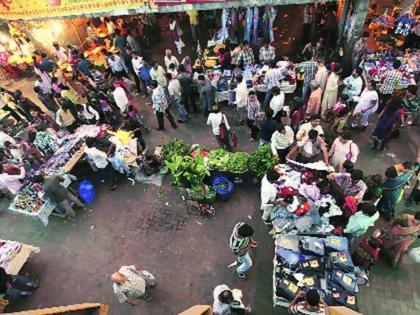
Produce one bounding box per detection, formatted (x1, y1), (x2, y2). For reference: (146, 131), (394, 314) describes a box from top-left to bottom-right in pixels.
(212, 176), (234, 202)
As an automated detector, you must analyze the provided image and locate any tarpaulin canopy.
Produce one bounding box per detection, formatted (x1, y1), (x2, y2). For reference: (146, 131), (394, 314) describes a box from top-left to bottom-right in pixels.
(0, 0), (334, 21)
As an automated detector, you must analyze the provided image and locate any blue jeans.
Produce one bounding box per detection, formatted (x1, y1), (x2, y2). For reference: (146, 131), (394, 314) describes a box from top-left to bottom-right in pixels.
(302, 84), (311, 105)
(172, 97), (188, 121)
(237, 107), (245, 122)
(264, 88), (273, 108)
(259, 138), (270, 147)
(237, 252), (253, 275)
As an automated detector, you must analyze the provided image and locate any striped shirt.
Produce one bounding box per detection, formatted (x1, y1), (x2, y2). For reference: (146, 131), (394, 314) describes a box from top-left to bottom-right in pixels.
(264, 68), (284, 89)
(229, 222), (250, 255)
(380, 69), (402, 95)
(151, 86), (168, 113)
(247, 98), (261, 120)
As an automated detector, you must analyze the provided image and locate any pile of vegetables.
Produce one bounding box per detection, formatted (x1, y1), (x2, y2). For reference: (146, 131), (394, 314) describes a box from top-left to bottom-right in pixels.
(225, 152), (249, 174)
(161, 139), (191, 162)
(248, 145), (277, 178)
(165, 154), (209, 192)
(207, 149), (230, 171)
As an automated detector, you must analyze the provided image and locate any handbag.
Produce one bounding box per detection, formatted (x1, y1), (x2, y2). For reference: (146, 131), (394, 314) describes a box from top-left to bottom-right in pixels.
(345, 142), (353, 161)
(231, 130), (238, 147)
(219, 114), (228, 140)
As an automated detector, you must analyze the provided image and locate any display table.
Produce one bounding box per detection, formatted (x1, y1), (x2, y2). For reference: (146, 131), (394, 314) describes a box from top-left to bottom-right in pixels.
(0, 239), (40, 275)
(8, 135), (84, 226)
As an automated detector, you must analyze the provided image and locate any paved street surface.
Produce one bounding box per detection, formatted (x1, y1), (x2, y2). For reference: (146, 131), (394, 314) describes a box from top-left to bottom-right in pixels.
(1, 2), (419, 315)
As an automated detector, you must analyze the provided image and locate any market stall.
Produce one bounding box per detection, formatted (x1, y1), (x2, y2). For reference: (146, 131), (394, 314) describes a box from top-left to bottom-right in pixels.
(7, 125), (107, 226)
(362, 50), (418, 89)
(210, 64), (297, 104)
(266, 161), (370, 312)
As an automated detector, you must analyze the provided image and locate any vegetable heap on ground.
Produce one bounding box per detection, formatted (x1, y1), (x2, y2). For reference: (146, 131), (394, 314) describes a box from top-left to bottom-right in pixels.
(161, 139), (276, 191)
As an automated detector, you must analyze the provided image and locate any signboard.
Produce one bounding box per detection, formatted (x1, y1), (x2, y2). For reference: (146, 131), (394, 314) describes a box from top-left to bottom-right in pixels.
(0, 0), (327, 20)
(0, 0), (155, 20)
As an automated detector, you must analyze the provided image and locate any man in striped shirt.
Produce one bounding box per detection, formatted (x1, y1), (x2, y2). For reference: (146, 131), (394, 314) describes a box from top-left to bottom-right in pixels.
(378, 60), (402, 112)
(264, 60), (284, 106)
(229, 222), (257, 278)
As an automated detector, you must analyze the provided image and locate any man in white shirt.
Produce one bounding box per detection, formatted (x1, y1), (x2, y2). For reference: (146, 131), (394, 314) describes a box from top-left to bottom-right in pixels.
(52, 42), (68, 64)
(167, 73), (188, 122)
(84, 138), (118, 190)
(269, 86), (285, 121)
(271, 124), (295, 163)
(234, 74), (248, 125)
(131, 51), (143, 77)
(296, 114), (324, 141)
(107, 53), (127, 80)
(164, 49), (179, 70)
(112, 84), (129, 113)
(342, 68), (363, 105)
(261, 168), (281, 221)
(150, 62), (167, 88)
(212, 284), (249, 315)
(207, 106), (232, 151)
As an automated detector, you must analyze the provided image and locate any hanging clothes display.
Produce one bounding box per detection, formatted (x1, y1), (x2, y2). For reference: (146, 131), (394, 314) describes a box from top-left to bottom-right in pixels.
(395, 13), (417, 36)
(244, 7), (253, 43)
(269, 6), (277, 43)
(252, 6), (259, 46)
(263, 6), (270, 43)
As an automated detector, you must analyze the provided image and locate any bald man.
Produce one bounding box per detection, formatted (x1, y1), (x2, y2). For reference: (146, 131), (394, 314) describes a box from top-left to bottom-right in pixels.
(111, 265), (156, 305)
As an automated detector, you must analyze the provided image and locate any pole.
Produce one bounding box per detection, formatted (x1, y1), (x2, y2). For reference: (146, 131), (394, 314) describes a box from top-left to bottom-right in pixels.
(343, 0), (369, 75)
(68, 20), (84, 52)
(337, 0), (351, 46)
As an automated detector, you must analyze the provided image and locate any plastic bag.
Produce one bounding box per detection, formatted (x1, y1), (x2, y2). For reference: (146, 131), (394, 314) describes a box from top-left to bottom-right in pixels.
(78, 180), (96, 204)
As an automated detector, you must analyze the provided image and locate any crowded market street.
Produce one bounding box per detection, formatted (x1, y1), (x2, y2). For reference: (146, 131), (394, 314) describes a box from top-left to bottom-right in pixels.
(0, 1), (419, 315)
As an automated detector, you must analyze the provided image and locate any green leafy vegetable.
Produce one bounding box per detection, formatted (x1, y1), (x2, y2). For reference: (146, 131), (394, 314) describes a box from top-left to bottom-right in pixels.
(207, 148), (230, 171)
(226, 152), (249, 174)
(161, 139), (191, 162)
(165, 154), (209, 192)
(248, 145), (277, 178)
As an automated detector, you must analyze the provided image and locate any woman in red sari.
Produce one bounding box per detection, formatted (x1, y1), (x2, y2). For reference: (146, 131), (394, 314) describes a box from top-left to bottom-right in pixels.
(382, 212), (420, 267)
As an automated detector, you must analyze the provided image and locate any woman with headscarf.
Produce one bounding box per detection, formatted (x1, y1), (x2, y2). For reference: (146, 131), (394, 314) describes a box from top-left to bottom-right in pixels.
(378, 162), (415, 218)
(382, 212), (420, 267)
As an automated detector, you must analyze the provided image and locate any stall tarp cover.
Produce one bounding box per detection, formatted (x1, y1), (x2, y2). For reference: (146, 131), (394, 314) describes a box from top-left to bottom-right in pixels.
(0, 0), (335, 20)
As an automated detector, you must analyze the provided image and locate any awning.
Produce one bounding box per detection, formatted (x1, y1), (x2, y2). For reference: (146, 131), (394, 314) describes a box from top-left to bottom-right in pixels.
(0, 0), (333, 21)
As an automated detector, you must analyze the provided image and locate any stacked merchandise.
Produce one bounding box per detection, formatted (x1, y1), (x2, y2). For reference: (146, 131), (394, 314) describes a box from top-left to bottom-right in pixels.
(268, 164), (342, 237)
(273, 235), (364, 311)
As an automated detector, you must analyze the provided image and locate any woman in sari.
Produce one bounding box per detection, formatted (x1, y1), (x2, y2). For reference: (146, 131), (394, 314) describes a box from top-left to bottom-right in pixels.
(382, 212), (420, 267)
(378, 162), (414, 217)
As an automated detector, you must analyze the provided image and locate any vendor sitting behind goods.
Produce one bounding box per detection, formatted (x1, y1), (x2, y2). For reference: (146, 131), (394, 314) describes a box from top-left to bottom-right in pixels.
(261, 167), (282, 222)
(288, 289), (326, 315)
(344, 203), (380, 238)
(212, 284), (251, 315)
(329, 169), (367, 205)
(295, 114), (324, 141)
(287, 130), (329, 165)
